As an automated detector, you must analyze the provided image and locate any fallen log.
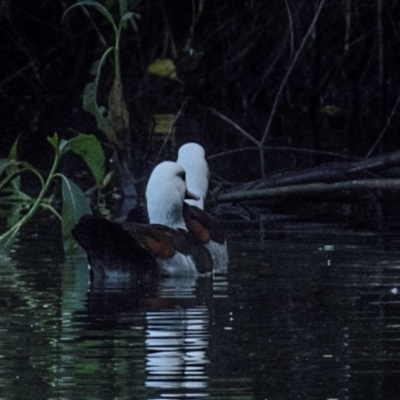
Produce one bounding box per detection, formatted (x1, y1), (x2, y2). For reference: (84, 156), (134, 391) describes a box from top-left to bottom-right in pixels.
(215, 179), (400, 203)
(224, 149), (400, 192)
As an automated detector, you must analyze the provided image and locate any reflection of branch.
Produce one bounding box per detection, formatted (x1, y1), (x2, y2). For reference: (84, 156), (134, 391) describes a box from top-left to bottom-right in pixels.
(216, 179), (400, 203)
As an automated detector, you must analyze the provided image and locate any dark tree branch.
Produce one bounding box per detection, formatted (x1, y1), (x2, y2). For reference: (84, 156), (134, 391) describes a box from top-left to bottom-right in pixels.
(216, 179), (400, 203)
(214, 149), (400, 203)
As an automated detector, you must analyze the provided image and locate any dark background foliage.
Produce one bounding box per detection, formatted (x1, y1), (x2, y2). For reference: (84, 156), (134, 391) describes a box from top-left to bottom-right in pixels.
(1, 0), (400, 184)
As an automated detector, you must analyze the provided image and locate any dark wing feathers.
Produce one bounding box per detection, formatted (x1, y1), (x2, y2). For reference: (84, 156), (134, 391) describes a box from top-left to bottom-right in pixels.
(124, 222), (213, 274)
(183, 203), (226, 244)
(72, 215), (158, 276)
(123, 222), (176, 259)
(73, 212), (215, 277)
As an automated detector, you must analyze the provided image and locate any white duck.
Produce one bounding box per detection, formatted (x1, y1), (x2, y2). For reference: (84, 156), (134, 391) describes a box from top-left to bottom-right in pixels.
(177, 143), (229, 273)
(177, 142), (209, 209)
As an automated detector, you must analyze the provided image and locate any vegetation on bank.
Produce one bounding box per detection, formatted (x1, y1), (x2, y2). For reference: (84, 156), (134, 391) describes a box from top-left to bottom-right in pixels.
(2, 1), (400, 172)
(0, 134), (105, 252)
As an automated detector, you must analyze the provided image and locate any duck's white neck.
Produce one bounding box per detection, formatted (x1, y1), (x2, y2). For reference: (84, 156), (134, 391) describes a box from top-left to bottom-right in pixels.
(177, 144), (209, 211)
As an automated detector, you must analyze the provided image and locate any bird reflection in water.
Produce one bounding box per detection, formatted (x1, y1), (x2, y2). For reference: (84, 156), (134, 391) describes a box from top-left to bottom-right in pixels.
(145, 277), (212, 399)
(84, 271), (228, 399)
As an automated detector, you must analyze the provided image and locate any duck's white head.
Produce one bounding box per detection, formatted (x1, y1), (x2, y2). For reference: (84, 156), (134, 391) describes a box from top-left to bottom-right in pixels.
(146, 161), (199, 229)
(177, 143), (209, 210)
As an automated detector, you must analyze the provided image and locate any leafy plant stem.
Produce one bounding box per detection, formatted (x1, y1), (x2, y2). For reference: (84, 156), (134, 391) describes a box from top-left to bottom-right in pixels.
(18, 149), (59, 223)
(11, 191), (33, 202)
(0, 167), (44, 192)
(0, 143), (61, 248)
(39, 203), (62, 221)
(114, 26), (122, 83)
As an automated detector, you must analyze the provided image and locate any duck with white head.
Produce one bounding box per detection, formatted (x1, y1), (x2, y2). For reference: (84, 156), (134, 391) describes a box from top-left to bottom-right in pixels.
(177, 143), (209, 210)
(177, 143), (229, 273)
(73, 161), (213, 280)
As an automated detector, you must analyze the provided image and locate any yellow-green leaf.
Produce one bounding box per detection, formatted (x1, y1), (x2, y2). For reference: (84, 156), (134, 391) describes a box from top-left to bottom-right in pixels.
(147, 59), (178, 80)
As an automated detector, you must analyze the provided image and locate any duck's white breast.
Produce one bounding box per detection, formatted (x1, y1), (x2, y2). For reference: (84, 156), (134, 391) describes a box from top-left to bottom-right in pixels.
(157, 253), (203, 277)
(205, 240), (229, 273)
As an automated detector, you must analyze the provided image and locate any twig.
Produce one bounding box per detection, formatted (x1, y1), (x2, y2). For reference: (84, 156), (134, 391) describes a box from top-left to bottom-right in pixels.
(208, 107), (259, 146)
(154, 99), (189, 164)
(80, 5), (107, 48)
(284, 0), (294, 61)
(261, 0), (327, 144)
(209, 1), (327, 178)
(366, 91), (400, 158)
(208, 146), (360, 161)
(344, 0), (351, 54)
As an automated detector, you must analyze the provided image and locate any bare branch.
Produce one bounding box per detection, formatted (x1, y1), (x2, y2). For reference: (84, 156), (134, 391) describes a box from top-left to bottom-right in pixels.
(208, 107), (260, 146)
(216, 179), (400, 203)
(261, 0), (327, 144)
(208, 146), (360, 161)
(284, 0), (294, 61)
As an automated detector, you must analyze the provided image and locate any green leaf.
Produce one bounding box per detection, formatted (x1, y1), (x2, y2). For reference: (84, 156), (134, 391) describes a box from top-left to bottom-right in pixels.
(83, 49), (118, 142)
(0, 159), (11, 177)
(63, 1), (117, 30)
(61, 176), (92, 253)
(68, 134), (106, 186)
(47, 133), (60, 151)
(7, 136), (20, 191)
(118, 0), (140, 29)
(59, 139), (71, 157)
(0, 161), (20, 192)
(6, 203), (26, 229)
(0, 162), (44, 193)
(83, 83), (116, 141)
(129, 13), (140, 32)
(119, 0), (127, 15)
(119, 0), (128, 26)
(120, 11), (134, 23)
(90, 59), (101, 75)
(8, 136), (19, 160)
(0, 224), (21, 253)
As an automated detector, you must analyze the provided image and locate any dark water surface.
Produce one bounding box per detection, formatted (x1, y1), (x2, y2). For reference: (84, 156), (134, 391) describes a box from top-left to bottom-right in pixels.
(2, 216), (400, 399)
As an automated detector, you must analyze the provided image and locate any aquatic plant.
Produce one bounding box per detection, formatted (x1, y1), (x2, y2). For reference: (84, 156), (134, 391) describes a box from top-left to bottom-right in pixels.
(62, 0), (141, 198)
(63, 0), (140, 144)
(0, 133), (105, 253)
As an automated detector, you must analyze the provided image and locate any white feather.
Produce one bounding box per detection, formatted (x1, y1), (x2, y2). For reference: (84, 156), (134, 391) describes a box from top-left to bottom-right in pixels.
(177, 143), (209, 210)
